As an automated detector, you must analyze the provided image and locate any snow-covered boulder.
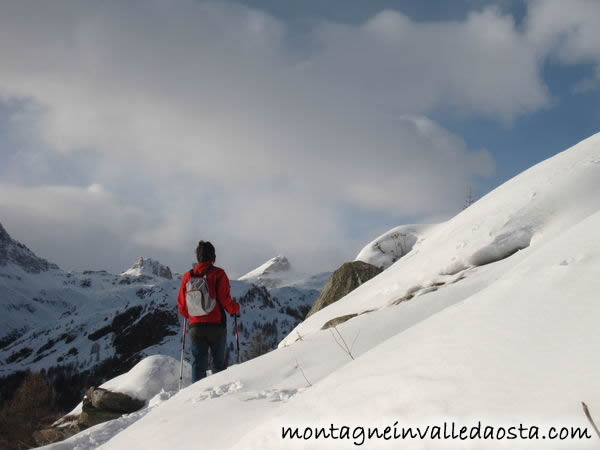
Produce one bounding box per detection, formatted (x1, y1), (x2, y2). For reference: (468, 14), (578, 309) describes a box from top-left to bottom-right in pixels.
(79, 387), (145, 428)
(355, 224), (434, 270)
(41, 356), (191, 447)
(62, 355), (191, 420)
(85, 387), (145, 414)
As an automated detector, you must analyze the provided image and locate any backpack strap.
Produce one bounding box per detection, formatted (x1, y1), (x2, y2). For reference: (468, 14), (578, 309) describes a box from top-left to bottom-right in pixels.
(189, 265), (213, 278)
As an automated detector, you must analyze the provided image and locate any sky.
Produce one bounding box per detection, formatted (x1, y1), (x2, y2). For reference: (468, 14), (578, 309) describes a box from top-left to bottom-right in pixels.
(0, 0), (599, 278)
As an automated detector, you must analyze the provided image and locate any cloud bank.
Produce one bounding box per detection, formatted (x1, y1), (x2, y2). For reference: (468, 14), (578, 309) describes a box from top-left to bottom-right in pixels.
(0, 0), (591, 275)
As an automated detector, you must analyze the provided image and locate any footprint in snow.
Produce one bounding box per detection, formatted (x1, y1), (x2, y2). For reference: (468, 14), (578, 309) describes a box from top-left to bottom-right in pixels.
(242, 388), (302, 403)
(190, 381), (243, 403)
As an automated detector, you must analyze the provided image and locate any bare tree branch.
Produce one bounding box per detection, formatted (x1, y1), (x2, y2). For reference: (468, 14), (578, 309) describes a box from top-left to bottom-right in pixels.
(350, 330), (361, 353)
(329, 326), (355, 360)
(294, 358), (312, 387)
(582, 402), (600, 440)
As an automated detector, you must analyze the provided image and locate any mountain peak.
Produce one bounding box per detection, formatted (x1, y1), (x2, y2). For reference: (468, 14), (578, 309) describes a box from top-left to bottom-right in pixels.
(121, 257), (173, 280)
(239, 255), (290, 279)
(0, 222), (59, 273)
(0, 222), (9, 242)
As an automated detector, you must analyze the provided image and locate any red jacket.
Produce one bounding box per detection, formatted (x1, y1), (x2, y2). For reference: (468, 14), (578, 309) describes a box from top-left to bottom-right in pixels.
(177, 262), (240, 326)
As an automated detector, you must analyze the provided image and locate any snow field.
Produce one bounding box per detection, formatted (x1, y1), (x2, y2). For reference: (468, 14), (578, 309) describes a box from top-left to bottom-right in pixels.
(45, 133), (600, 449)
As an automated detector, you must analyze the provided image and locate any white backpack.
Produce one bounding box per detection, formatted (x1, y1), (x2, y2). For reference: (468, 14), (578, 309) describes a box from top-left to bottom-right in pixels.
(185, 269), (217, 316)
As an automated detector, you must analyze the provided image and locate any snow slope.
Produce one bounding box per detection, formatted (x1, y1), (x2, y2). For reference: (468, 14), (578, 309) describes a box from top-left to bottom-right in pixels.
(287, 132), (600, 338)
(355, 223), (435, 270)
(46, 133), (600, 449)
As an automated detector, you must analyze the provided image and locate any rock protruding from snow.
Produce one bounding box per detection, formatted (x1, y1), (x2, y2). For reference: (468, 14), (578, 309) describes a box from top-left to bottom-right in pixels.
(121, 257), (173, 280)
(355, 224), (434, 270)
(0, 222), (59, 273)
(44, 356), (189, 446)
(306, 261), (382, 319)
(86, 387), (145, 413)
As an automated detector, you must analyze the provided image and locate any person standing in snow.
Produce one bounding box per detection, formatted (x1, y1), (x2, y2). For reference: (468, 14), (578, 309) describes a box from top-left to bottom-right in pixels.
(177, 241), (241, 382)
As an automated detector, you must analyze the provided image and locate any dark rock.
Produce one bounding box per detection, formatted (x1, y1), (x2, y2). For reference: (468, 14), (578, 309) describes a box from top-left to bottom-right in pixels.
(113, 309), (178, 355)
(59, 332), (77, 344)
(307, 261), (382, 318)
(321, 314), (359, 329)
(78, 395), (123, 428)
(85, 387), (145, 413)
(37, 339), (57, 354)
(238, 285), (274, 308)
(33, 424), (82, 446)
(7, 362), (150, 445)
(136, 287), (156, 299)
(112, 306), (143, 332)
(88, 324), (112, 341)
(0, 328), (25, 350)
(6, 346), (33, 363)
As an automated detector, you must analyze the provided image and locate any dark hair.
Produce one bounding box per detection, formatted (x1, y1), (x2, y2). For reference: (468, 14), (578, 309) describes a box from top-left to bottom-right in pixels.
(196, 241), (216, 263)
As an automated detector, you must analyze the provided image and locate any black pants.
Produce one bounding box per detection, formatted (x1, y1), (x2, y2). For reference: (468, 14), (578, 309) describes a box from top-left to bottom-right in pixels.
(189, 325), (227, 382)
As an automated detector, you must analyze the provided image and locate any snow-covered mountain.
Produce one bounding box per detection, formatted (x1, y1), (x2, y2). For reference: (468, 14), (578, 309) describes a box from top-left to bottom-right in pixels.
(0, 238), (326, 412)
(0, 222), (59, 274)
(120, 257), (173, 280)
(48, 133), (600, 449)
(239, 255), (331, 290)
(240, 255), (291, 282)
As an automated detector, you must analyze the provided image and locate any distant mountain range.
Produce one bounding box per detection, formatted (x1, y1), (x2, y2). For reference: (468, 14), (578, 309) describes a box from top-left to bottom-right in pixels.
(0, 226), (329, 409)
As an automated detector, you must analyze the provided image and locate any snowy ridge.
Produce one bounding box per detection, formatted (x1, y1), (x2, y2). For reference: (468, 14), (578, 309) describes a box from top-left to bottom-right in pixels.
(120, 257), (173, 280)
(287, 132), (600, 337)
(239, 255), (329, 290)
(240, 255), (291, 280)
(0, 222), (59, 274)
(238, 255), (292, 288)
(45, 132), (600, 449)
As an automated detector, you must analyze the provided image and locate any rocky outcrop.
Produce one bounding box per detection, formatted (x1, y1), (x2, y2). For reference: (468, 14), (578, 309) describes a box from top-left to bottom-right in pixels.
(0, 222), (59, 273)
(86, 305), (179, 356)
(34, 424), (82, 447)
(321, 313), (359, 329)
(78, 387), (145, 428)
(34, 387), (145, 445)
(306, 261), (382, 318)
(121, 257), (173, 279)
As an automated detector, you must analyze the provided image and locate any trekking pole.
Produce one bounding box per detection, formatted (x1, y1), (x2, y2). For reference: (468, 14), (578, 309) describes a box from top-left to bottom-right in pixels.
(178, 317), (188, 392)
(234, 314), (240, 364)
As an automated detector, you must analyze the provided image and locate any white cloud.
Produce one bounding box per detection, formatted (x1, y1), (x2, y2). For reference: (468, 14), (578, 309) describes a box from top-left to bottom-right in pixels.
(527, 0), (600, 90)
(0, 183), (157, 272)
(310, 8), (548, 120)
(0, 1), (557, 275)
